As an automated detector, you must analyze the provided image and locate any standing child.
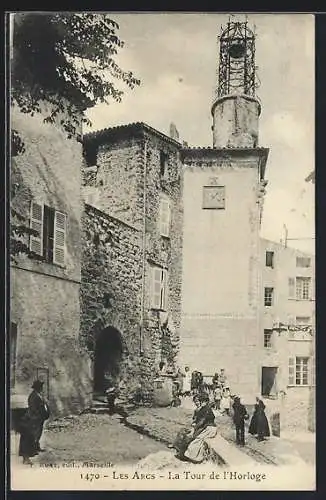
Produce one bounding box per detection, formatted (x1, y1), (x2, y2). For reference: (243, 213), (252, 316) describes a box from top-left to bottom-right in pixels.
(183, 366), (192, 396)
(232, 396), (249, 446)
(213, 384), (222, 410)
(220, 387), (231, 415)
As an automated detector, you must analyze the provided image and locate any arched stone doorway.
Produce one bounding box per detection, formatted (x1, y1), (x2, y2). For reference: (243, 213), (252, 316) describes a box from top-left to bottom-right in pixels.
(93, 326), (124, 394)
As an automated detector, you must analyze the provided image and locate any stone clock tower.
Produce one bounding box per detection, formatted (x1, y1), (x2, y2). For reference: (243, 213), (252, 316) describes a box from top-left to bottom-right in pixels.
(179, 19), (269, 399)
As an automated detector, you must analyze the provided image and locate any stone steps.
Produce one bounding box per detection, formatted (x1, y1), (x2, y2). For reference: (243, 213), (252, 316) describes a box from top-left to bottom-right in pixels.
(83, 399), (135, 416)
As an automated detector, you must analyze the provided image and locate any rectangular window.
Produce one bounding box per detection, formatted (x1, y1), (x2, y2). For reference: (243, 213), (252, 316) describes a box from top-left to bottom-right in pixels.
(151, 266), (168, 310)
(30, 201), (66, 266)
(159, 196), (171, 237)
(289, 356), (310, 386)
(263, 329), (273, 348)
(202, 186), (226, 209)
(296, 277), (311, 300)
(296, 256), (311, 268)
(266, 251), (274, 268)
(264, 287), (274, 306)
(10, 322), (18, 387)
(295, 357), (309, 386)
(160, 151), (168, 178)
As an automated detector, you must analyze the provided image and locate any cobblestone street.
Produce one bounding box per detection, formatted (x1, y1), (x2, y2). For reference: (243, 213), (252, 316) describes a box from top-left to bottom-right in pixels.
(125, 403), (315, 466)
(11, 403), (315, 469)
(11, 413), (166, 467)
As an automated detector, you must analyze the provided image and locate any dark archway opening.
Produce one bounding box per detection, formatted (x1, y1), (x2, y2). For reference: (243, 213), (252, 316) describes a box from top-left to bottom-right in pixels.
(261, 366), (278, 398)
(93, 326), (123, 395)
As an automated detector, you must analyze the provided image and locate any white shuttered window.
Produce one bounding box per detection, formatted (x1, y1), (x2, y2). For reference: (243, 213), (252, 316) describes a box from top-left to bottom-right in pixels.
(29, 201), (66, 266)
(159, 197), (171, 237)
(30, 202), (44, 255)
(151, 266), (168, 310)
(53, 211), (66, 266)
(288, 357), (295, 385)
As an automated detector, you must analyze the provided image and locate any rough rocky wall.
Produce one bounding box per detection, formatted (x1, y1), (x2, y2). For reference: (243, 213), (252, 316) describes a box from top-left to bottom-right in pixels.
(81, 129), (184, 400)
(140, 133), (183, 390)
(85, 137), (145, 227)
(80, 204), (143, 397)
(10, 105), (92, 416)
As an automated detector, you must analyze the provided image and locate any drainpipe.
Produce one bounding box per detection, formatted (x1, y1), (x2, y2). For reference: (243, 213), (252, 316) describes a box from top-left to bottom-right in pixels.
(139, 138), (148, 355)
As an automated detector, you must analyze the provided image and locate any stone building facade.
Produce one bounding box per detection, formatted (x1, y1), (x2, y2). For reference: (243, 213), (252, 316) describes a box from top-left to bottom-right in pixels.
(177, 20), (270, 400)
(10, 104), (93, 416)
(179, 146), (268, 398)
(82, 123), (184, 399)
(260, 238), (315, 431)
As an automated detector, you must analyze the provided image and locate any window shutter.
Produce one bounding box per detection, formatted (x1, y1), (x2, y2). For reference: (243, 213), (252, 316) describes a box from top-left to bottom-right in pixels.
(53, 210), (66, 266)
(30, 202), (44, 255)
(161, 269), (168, 310)
(288, 357), (295, 385)
(152, 267), (162, 309)
(288, 277), (295, 298)
(311, 356), (315, 386)
(311, 278), (315, 301)
(160, 198), (170, 237)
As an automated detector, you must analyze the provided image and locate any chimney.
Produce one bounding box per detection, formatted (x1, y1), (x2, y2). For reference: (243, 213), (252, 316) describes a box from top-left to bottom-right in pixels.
(169, 122), (180, 142)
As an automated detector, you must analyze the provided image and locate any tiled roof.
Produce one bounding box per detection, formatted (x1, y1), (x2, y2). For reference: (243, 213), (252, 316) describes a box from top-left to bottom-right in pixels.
(182, 146), (268, 151)
(83, 121), (182, 147)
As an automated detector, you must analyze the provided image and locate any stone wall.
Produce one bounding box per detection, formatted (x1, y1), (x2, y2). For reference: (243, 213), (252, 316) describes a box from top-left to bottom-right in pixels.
(10, 105), (92, 416)
(85, 137), (145, 227)
(82, 126), (184, 400)
(80, 204), (144, 396)
(11, 268), (92, 415)
(141, 132), (183, 379)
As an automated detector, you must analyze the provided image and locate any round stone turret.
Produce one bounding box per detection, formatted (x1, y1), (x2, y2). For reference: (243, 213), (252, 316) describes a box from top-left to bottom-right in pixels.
(211, 93), (260, 148)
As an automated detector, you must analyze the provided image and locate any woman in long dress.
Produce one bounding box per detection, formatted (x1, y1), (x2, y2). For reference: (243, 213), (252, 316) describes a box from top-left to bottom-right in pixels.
(249, 397), (270, 441)
(173, 392), (217, 463)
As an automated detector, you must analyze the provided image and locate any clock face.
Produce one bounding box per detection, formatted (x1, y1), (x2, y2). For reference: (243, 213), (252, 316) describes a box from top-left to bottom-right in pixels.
(203, 186), (226, 209)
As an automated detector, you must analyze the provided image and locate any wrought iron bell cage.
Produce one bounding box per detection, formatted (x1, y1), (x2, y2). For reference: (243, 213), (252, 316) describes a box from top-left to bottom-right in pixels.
(217, 21), (257, 98)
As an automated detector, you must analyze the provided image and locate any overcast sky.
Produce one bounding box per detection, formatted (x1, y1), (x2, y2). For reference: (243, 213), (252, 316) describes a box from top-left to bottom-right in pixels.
(85, 13), (315, 254)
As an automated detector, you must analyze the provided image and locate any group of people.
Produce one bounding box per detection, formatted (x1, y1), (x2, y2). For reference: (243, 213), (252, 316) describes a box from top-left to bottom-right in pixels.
(169, 366), (233, 416)
(171, 365), (271, 463)
(16, 380), (50, 465)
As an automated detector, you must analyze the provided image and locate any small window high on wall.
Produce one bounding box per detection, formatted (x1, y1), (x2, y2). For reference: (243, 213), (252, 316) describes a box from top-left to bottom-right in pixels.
(159, 196), (171, 237)
(151, 266), (168, 310)
(264, 287), (274, 306)
(265, 251), (274, 268)
(160, 151), (168, 178)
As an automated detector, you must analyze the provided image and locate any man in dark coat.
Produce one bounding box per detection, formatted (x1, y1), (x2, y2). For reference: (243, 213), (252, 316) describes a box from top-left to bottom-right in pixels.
(28, 380), (50, 451)
(19, 380), (50, 464)
(232, 396), (249, 446)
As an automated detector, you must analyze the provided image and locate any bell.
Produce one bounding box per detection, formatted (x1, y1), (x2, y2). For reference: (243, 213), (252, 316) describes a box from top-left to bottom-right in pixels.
(228, 42), (245, 59)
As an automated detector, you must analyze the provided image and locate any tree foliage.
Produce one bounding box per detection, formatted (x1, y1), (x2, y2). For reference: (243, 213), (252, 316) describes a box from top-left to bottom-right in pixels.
(11, 12), (140, 139)
(11, 13), (140, 262)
